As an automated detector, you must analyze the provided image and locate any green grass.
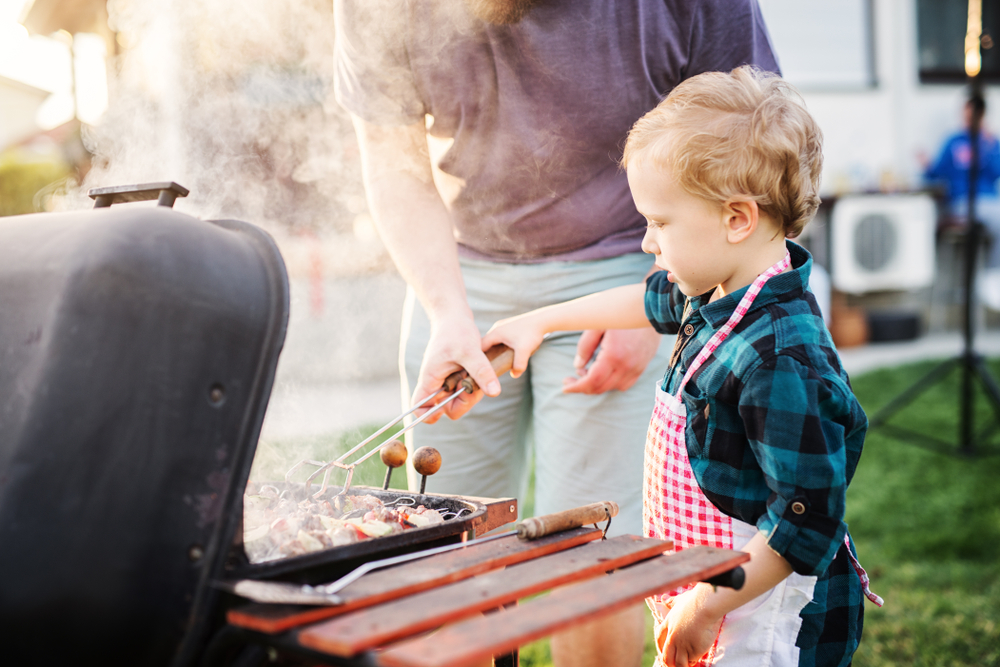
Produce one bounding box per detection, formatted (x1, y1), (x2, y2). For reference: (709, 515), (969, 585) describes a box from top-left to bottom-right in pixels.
(255, 358), (1000, 665)
(845, 358), (1000, 667)
(250, 424), (409, 491)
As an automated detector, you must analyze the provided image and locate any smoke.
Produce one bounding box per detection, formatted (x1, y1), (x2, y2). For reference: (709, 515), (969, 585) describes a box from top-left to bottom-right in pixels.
(61, 0), (413, 480)
(70, 0), (364, 237)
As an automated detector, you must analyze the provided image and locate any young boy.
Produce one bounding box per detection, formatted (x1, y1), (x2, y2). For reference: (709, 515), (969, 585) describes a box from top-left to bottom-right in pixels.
(480, 66), (881, 667)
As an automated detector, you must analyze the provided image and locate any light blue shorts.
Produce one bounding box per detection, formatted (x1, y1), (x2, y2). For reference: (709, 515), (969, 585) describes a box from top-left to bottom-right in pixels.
(399, 253), (673, 536)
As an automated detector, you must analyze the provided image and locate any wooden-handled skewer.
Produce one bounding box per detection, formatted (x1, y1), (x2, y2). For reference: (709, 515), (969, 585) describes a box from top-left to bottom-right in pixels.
(516, 501), (619, 540)
(380, 440), (408, 490)
(413, 446), (442, 495)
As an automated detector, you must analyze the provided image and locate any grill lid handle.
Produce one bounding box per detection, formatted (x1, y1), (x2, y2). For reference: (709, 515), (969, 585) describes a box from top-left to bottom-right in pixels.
(88, 182), (190, 209)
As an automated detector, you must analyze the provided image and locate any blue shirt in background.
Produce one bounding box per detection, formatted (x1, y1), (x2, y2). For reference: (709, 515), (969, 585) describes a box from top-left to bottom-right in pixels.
(924, 128), (1000, 207)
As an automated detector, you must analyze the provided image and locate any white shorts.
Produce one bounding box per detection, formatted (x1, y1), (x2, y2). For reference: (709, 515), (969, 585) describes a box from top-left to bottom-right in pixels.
(399, 252), (672, 536)
(651, 520), (817, 667)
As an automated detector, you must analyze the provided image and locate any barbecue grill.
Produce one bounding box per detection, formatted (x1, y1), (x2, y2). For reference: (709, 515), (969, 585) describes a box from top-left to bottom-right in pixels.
(0, 183), (514, 667)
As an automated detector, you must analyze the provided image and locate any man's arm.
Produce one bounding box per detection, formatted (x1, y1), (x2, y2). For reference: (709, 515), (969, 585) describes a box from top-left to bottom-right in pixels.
(351, 115), (500, 421)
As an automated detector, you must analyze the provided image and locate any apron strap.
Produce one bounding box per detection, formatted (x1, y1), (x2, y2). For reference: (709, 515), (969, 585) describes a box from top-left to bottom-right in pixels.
(844, 534), (884, 607)
(675, 250), (791, 399)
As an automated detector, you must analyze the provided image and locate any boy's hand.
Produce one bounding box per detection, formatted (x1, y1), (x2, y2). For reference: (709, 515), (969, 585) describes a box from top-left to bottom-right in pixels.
(482, 313), (549, 379)
(656, 586), (723, 667)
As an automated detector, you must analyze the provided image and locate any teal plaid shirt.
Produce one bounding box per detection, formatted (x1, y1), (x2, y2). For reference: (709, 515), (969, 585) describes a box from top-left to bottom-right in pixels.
(645, 241), (869, 667)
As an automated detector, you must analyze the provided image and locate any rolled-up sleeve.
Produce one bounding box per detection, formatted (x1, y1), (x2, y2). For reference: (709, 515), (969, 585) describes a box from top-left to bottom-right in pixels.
(739, 352), (859, 576)
(644, 271), (686, 334)
(333, 0), (425, 125)
(688, 0), (781, 77)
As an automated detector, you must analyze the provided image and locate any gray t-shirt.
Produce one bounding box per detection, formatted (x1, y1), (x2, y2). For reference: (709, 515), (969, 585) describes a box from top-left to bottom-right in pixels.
(334, 0), (779, 263)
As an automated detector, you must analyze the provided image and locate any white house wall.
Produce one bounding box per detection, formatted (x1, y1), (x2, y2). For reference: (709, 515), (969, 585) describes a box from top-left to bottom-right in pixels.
(763, 0), (1000, 198)
(0, 75), (49, 150)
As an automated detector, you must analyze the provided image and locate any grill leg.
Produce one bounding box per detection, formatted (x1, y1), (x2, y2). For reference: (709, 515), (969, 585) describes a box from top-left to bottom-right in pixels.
(492, 600), (519, 666)
(493, 650), (518, 666)
(199, 626), (269, 667)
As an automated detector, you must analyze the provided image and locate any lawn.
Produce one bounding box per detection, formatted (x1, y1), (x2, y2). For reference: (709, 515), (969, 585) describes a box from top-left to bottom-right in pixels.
(253, 357), (1000, 666)
(844, 357), (1000, 666)
(251, 425), (410, 492)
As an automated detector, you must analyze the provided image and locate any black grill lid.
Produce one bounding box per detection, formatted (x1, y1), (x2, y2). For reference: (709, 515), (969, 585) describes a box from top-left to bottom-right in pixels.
(0, 199), (289, 666)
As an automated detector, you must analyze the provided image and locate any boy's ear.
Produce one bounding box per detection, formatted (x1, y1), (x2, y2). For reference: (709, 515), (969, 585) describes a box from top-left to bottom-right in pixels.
(723, 199), (759, 244)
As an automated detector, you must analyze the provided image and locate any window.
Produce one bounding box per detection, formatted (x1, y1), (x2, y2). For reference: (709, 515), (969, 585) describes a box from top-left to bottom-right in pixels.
(917, 0), (1000, 83)
(758, 0), (876, 90)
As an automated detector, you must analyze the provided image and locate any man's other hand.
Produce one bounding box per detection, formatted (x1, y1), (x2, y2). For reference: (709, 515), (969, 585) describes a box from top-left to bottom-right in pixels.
(562, 327), (661, 394)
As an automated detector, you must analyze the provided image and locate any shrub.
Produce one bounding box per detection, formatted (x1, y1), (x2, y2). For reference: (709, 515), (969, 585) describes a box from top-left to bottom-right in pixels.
(0, 149), (73, 216)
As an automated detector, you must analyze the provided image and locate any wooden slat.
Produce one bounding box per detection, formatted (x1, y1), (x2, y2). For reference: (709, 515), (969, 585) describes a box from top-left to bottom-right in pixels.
(227, 527), (603, 634)
(378, 547), (750, 667)
(297, 535), (671, 657)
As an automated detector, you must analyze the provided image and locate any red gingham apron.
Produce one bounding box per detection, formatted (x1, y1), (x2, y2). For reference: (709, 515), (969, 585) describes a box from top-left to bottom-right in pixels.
(644, 252), (791, 599)
(644, 251), (881, 666)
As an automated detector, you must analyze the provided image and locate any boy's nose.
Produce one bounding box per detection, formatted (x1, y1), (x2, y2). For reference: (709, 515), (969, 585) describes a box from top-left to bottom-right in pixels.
(640, 229), (657, 255)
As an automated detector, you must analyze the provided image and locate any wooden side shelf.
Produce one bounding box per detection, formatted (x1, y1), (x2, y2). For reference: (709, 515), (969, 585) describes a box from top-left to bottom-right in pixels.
(227, 527), (603, 634)
(297, 535), (672, 657)
(224, 532), (749, 667)
(378, 547), (749, 667)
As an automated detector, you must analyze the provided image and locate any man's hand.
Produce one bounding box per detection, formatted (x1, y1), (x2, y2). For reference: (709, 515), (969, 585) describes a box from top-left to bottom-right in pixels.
(655, 586), (723, 667)
(563, 327), (662, 394)
(412, 313), (501, 424)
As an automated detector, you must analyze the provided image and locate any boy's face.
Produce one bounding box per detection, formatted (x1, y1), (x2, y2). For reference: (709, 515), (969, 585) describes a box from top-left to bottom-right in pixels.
(629, 161), (733, 297)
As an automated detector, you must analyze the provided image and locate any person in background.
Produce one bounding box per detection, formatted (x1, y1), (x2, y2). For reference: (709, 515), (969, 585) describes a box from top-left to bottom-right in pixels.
(333, 2), (778, 664)
(483, 65), (881, 667)
(921, 95), (1000, 308)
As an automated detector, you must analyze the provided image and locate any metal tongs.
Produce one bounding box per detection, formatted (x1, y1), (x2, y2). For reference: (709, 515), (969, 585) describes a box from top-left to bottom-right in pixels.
(286, 344), (514, 498)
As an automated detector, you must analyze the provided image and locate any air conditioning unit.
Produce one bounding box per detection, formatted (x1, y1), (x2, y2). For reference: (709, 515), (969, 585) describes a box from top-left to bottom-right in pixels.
(830, 193), (937, 294)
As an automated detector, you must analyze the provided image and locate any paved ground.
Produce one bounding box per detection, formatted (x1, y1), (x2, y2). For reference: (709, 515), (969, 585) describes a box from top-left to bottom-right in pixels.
(258, 271), (406, 442)
(261, 378), (403, 442)
(837, 329), (1000, 375)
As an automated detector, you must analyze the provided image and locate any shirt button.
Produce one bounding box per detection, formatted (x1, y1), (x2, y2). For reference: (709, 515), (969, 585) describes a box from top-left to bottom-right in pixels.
(791, 501), (807, 515)
(683, 324), (695, 336)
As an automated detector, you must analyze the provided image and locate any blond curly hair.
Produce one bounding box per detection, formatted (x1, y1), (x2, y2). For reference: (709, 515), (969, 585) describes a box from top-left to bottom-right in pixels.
(622, 65), (823, 239)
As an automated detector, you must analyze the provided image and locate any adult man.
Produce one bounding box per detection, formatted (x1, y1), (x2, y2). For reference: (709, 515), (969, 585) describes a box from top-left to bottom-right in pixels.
(334, 2), (778, 664)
